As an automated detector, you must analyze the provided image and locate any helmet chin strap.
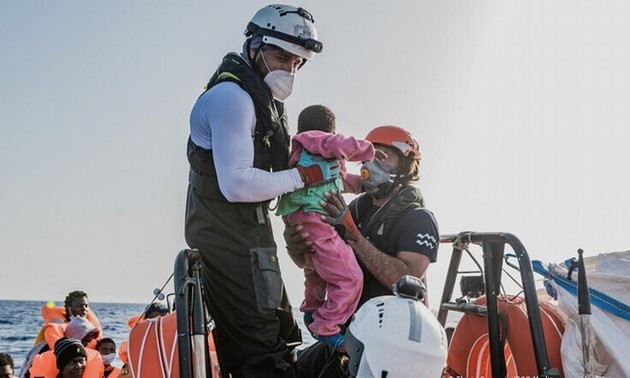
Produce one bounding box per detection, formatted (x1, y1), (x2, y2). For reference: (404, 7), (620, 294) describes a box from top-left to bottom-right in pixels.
(373, 169), (410, 199)
(371, 183), (398, 199)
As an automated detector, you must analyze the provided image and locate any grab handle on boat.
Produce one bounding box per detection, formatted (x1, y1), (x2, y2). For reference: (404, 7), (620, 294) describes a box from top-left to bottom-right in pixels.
(174, 249), (209, 378)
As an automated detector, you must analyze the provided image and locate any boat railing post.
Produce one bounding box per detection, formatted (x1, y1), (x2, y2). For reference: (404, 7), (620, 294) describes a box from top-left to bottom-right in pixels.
(437, 233), (464, 326)
(174, 249), (196, 378)
(190, 253), (208, 378)
(438, 232), (556, 378)
(481, 239), (506, 378)
(500, 233), (555, 377)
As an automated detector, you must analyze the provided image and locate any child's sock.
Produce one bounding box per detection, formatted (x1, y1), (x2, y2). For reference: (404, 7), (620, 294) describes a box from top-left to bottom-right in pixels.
(314, 332), (346, 353)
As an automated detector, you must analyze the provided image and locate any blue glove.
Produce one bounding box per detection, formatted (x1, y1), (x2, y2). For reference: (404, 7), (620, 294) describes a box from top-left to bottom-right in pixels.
(296, 151), (340, 186)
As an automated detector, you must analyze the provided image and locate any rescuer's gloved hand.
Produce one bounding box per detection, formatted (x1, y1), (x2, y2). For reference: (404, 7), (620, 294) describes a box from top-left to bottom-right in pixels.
(283, 221), (313, 268)
(320, 190), (361, 242)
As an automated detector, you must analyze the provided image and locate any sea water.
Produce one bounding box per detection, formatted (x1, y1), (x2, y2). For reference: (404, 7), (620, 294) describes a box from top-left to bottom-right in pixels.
(0, 299), (312, 373)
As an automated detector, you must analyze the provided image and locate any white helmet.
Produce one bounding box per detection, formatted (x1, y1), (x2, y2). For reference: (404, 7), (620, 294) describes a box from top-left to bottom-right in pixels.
(345, 292), (448, 377)
(245, 4), (322, 60)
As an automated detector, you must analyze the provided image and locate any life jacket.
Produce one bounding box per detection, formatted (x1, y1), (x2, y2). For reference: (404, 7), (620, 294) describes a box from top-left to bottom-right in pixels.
(36, 305), (102, 348)
(187, 52), (290, 203)
(40, 305), (102, 328)
(104, 365), (121, 378)
(124, 312), (220, 378)
(464, 333), (518, 378)
(126, 314), (143, 329)
(18, 341), (49, 378)
(43, 322), (99, 351)
(443, 295), (565, 378)
(28, 348), (104, 378)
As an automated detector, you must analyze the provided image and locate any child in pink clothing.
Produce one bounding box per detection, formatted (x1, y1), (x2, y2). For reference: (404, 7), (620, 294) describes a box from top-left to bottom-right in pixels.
(277, 105), (374, 351)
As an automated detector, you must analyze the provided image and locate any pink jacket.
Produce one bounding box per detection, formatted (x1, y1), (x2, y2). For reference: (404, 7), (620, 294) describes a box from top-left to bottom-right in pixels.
(290, 130), (375, 194)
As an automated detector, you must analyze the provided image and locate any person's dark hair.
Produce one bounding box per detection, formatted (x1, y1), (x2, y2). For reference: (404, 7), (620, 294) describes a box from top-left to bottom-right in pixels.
(64, 290), (89, 321)
(397, 154), (420, 185)
(144, 302), (169, 319)
(0, 352), (14, 370)
(64, 291), (88, 308)
(96, 337), (116, 349)
(297, 105), (336, 134)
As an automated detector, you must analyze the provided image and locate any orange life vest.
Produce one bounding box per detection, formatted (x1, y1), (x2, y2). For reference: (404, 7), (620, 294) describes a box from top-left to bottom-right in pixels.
(42, 322), (99, 350)
(40, 305), (102, 328)
(35, 305), (102, 349)
(444, 295), (564, 378)
(124, 312), (220, 378)
(104, 365), (122, 378)
(28, 348), (104, 378)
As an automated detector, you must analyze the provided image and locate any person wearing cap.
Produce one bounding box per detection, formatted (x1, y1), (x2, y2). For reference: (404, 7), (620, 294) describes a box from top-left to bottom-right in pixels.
(29, 319), (104, 378)
(22, 316), (101, 378)
(285, 125), (440, 377)
(184, 4), (329, 377)
(54, 338), (87, 378)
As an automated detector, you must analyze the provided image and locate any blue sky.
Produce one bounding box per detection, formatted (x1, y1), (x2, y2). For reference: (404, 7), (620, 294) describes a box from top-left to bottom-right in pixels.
(1, 1), (629, 308)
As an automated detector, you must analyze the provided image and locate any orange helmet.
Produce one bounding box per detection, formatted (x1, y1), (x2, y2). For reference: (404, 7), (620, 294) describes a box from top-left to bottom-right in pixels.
(365, 126), (420, 158)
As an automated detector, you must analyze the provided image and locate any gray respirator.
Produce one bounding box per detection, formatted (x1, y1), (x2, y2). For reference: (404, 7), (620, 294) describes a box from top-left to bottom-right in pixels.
(360, 160), (397, 199)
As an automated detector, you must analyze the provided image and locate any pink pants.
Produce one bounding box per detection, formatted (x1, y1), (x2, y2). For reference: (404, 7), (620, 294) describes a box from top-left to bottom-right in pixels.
(286, 210), (363, 336)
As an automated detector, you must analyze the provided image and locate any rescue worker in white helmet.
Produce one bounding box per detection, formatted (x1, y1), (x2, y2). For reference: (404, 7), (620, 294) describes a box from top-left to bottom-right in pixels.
(345, 276), (448, 378)
(184, 4), (334, 377)
(285, 125), (441, 377)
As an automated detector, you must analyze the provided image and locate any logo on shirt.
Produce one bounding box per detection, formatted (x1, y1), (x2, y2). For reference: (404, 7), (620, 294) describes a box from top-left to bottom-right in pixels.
(415, 233), (437, 249)
(376, 224), (384, 235)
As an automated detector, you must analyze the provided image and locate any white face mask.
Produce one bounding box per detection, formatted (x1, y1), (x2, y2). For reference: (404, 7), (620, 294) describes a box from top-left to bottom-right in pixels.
(101, 352), (116, 366)
(260, 51), (295, 101)
(264, 70), (295, 101)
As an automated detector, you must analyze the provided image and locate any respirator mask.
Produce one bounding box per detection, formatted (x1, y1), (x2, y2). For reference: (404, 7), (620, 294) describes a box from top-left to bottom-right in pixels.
(360, 159), (397, 199)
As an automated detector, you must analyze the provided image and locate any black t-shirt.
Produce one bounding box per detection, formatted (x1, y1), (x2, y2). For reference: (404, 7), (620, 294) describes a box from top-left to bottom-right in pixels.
(354, 202), (439, 305)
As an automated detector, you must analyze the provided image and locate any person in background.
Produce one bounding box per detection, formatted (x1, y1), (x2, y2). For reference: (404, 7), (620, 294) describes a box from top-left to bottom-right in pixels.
(184, 4), (331, 377)
(286, 125), (440, 377)
(29, 318), (103, 378)
(35, 291), (102, 348)
(124, 301), (169, 329)
(0, 353), (14, 378)
(96, 338), (120, 378)
(117, 300), (171, 373)
(62, 292), (89, 321)
(54, 338), (87, 378)
(143, 302), (168, 320)
(277, 105), (374, 352)
(22, 316), (101, 378)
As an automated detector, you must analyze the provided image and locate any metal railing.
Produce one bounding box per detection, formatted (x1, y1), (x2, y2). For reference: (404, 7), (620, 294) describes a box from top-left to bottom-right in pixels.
(438, 232), (558, 378)
(174, 249), (209, 378)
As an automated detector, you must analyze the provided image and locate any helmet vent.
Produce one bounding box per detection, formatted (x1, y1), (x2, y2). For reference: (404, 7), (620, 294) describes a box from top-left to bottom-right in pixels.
(375, 300), (385, 327)
(407, 301), (422, 342)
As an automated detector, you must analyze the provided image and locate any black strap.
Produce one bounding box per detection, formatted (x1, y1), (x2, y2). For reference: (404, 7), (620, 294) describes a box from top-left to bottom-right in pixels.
(246, 22), (322, 53)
